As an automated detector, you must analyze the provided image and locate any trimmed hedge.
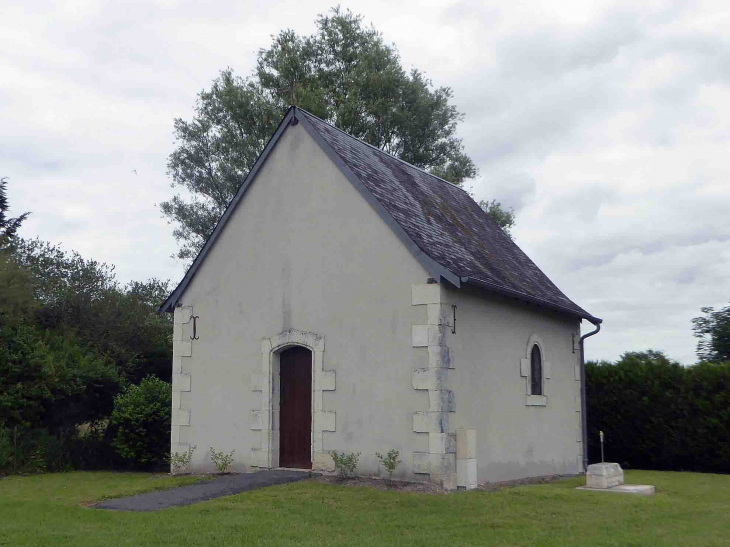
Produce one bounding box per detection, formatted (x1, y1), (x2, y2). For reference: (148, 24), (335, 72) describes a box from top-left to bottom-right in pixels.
(586, 351), (730, 473)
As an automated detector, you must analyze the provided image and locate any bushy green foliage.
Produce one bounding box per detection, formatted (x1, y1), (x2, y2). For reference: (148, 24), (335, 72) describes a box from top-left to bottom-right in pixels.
(162, 7), (495, 261)
(42, 330), (123, 432)
(693, 303), (730, 363)
(0, 322), (53, 429)
(586, 351), (730, 473)
(375, 449), (401, 479)
(209, 447), (235, 473)
(0, 179), (174, 475)
(330, 451), (360, 479)
(479, 199), (516, 239)
(0, 251), (36, 326)
(0, 321), (124, 474)
(0, 323), (122, 431)
(13, 238), (173, 383)
(111, 377), (171, 469)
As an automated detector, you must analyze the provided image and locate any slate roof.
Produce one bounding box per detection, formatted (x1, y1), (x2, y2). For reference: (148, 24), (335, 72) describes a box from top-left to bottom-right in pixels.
(160, 107), (600, 324)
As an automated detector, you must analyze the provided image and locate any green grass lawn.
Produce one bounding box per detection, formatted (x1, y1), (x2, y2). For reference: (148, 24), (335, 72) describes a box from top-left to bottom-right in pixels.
(0, 471), (728, 546)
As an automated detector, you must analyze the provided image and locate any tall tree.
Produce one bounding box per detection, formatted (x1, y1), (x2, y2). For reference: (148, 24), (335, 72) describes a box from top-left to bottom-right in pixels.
(162, 76), (281, 260)
(0, 177), (34, 328)
(162, 7), (495, 262)
(480, 199), (516, 239)
(692, 304), (730, 363)
(0, 177), (30, 244)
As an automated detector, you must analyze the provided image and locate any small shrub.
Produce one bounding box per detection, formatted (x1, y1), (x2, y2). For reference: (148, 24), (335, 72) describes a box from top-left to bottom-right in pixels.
(330, 451), (360, 479)
(210, 447), (235, 473)
(170, 445), (196, 474)
(111, 376), (171, 469)
(376, 449), (401, 479)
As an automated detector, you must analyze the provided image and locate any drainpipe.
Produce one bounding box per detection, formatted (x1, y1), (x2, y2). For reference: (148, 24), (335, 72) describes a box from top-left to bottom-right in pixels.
(579, 320), (601, 472)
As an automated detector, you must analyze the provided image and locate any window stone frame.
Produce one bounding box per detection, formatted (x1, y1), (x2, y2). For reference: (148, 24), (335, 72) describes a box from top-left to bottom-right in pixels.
(520, 333), (551, 407)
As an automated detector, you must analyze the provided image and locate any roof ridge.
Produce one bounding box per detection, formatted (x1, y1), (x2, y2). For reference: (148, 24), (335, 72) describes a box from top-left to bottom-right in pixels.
(296, 107), (471, 195)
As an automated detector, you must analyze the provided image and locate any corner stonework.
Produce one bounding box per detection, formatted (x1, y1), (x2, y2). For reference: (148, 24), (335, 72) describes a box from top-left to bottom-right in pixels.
(171, 305), (194, 470)
(411, 283), (456, 490)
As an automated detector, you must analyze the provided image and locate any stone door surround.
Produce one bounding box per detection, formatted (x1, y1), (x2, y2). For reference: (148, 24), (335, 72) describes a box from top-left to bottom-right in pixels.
(251, 329), (336, 471)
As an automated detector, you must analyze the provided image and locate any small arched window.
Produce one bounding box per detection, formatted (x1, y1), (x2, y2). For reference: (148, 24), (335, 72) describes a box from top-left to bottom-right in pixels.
(530, 345), (543, 396)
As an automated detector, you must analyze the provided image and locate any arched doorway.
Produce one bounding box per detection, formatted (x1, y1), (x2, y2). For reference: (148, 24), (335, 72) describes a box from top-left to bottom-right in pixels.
(278, 346), (313, 469)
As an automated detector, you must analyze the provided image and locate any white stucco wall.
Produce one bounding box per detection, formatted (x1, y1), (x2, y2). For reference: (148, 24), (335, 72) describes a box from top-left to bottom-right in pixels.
(445, 284), (584, 483)
(169, 120), (587, 485)
(172, 123), (432, 477)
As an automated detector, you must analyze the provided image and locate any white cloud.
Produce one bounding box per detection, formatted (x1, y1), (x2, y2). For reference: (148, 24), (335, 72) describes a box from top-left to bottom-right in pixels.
(2, 0), (728, 364)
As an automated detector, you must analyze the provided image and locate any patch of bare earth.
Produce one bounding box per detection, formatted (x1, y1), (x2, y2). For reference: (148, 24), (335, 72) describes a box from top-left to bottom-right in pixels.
(479, 473), (579, 492)
(311, 473), (579, 494)
(311, 475), (445, 494)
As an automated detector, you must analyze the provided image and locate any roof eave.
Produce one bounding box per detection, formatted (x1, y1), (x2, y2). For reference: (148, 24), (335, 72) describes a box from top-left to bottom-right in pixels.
(461, 276), (602, 324)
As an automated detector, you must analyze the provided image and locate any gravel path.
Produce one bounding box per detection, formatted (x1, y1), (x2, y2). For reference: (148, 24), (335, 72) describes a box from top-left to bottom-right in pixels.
(93, 470), (315, 512)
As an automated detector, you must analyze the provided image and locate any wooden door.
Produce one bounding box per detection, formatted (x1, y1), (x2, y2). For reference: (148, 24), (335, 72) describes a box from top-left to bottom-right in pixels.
(279, 347), (312, 469)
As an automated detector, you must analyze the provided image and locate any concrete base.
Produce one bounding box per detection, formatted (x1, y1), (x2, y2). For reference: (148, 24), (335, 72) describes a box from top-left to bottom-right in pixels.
(576, 484), (655, 496)
(586, 462), (624, 489)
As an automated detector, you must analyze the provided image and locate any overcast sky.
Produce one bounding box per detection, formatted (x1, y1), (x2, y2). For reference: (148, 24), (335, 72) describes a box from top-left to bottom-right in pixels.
(2, 0), (728, 364)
